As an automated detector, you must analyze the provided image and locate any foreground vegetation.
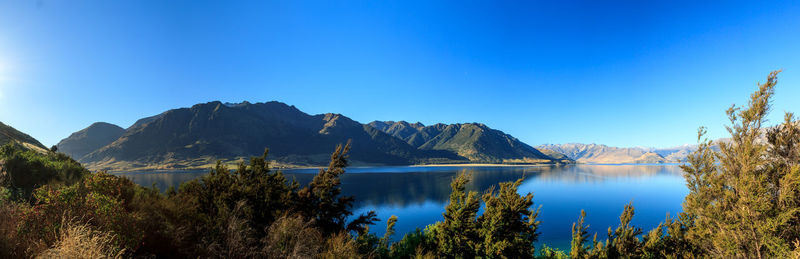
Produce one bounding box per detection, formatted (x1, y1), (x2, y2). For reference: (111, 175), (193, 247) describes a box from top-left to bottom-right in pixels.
(1, 71), (799, 258)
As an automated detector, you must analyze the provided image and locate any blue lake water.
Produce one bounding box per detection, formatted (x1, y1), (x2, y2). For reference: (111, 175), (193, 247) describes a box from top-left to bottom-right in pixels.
(113, 164), (688, 251)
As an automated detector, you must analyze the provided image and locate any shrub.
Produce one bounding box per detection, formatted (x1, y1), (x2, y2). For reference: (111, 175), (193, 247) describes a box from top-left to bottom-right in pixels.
(296, 142), (378, 236)
(175, 148), (299, 251)
(680, 70), (800, 258)
(0, 143), (87, 199)
(431, 172), (481, 257)
(0, 199), (27, 257)
(16, 172), (143, 257)
(477, 178), (540, 257)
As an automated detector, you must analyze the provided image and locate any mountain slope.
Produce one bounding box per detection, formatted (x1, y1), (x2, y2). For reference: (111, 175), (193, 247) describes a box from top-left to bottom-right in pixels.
(0, 121), (47, 151)
(77, 101), (466, 170)
(56, 122), (125, 160)
(369, 121), (569, 163)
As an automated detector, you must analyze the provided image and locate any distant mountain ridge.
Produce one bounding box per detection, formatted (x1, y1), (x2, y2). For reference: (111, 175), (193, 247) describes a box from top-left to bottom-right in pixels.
(59, 101), (569, 170)
(368, 121), (566, 163)
(536, 143), (700, 164)
(56, 122), (125, 160)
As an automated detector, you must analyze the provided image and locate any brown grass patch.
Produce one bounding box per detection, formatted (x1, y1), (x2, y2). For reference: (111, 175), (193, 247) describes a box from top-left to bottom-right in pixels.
(36, 220), (124, 259)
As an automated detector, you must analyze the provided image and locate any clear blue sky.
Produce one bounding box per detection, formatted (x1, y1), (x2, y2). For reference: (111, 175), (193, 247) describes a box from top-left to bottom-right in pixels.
(1, 1), (799, 148)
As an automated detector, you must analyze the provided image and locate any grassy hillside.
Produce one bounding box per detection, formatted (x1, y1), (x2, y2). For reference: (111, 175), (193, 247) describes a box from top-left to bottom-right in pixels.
(0, 121), (47, 152)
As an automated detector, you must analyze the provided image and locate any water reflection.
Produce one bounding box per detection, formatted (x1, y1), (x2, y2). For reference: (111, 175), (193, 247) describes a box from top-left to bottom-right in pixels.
(113, 164), (688, 250)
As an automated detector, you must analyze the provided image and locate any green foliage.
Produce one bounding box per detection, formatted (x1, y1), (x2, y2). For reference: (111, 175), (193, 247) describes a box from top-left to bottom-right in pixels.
(375, 215), (398, 257)
(477, 178), (540, 258)
(0, 187), (10, 201)
(569, 202), (701, 258)
(0, 143), (87, 199)
(0, 141), (386, 258)
(389, 228), (432, 258)
(177, 148), (299, 247)
(420, 172), (545, 258)
(16, 172), (143, 254)
(297, 141), (378, 236)
(537, 244), (568, 259)
(569, 210), (591, 259)
(432, 172), (481, 257)
(602, 203), (643, 257)
(383, 215), (398, 246)
(680, 70), (800, 258)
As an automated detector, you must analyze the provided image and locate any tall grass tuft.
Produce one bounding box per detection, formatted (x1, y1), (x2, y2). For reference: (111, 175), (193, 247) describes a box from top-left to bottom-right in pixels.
(320, 232), (360, 258)
(36, 219), (124, 259)
(264, 213), (323, 258)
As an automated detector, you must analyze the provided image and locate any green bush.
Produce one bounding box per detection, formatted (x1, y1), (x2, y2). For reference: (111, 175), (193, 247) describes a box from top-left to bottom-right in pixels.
(17, 172), (143, 254)
(0, 143), (87, 199)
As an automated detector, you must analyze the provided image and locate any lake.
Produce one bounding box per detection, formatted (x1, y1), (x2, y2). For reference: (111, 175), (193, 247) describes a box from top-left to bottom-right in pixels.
(113, 164), (688, 251)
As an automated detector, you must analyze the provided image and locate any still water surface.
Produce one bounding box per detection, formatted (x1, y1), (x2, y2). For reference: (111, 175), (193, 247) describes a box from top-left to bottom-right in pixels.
(114, 164), (688, 250)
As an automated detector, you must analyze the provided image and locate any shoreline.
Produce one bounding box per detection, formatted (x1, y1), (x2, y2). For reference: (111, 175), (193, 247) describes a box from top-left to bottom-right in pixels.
(102, 162), (681, 173)
(102, 161), (574, 173)
(409, 163), (559, 167)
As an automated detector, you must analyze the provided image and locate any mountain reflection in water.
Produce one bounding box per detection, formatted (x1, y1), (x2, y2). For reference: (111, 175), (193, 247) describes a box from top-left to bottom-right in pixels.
(114, 164), (687, 250)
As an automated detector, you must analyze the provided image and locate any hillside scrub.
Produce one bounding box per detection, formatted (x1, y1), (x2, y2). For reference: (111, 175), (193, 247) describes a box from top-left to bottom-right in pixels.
(1, 71), (799, 258)
(0, 143), (88, 199)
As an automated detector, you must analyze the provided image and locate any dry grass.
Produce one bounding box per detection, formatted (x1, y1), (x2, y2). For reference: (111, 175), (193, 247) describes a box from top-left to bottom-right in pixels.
(319, 232), (359, 259)
(264, 213), (323, 258)
(36, 220), (124, 259)
(206, 200), (262, 258)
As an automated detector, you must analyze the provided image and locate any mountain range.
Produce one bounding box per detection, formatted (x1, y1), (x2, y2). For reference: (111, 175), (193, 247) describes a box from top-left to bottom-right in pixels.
(536, 143), (702, 164)
(367, 121), (560, 163)
(4, 100), (736, 170)
(55, 101), (571, 170)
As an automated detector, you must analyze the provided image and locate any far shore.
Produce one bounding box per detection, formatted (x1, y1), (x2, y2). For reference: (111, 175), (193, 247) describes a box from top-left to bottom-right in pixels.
(101, 161), (578, 173)
(410, 163), (560, 167)
(101, 161), (682, 173)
